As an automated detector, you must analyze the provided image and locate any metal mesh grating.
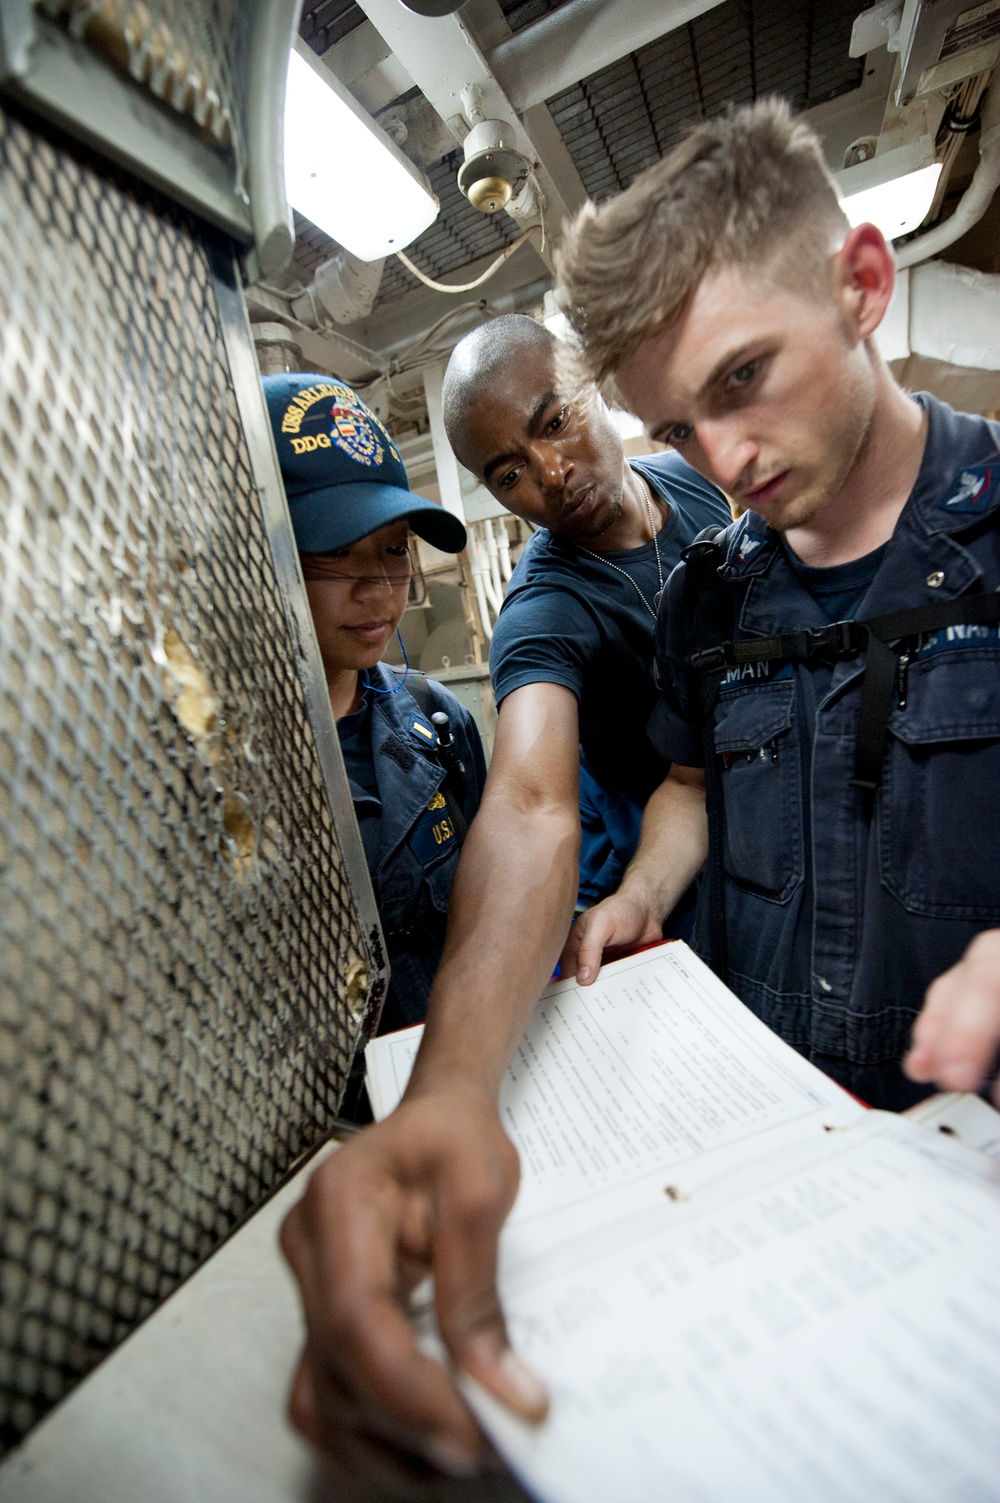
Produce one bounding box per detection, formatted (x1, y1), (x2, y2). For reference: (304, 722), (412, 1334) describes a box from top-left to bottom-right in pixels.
(0, 102), (374, 1452)
(548, 0), (865, 202)
(39, 0), (251, 179)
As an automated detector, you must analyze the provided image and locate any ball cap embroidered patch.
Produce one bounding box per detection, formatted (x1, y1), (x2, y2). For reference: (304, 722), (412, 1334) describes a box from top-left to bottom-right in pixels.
(263, 373), (467, 554)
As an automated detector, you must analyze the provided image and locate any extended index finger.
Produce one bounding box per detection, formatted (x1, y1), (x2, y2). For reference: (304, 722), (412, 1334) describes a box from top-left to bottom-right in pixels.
(281, 1150), (485, 1459)
(434, 1142), (548, 1424)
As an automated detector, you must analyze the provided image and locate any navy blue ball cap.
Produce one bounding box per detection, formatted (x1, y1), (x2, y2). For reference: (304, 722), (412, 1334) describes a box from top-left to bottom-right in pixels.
(262, 372), (467, 554)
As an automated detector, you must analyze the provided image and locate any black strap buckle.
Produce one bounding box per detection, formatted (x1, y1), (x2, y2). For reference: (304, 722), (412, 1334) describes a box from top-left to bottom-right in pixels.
(827, 618), (865, 655)
(688, 644), (729, 673)
(795, 620), (864, 660)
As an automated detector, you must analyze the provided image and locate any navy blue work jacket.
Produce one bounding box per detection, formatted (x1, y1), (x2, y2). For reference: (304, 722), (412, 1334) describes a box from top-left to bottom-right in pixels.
(346, 665), (486, 1031)
(651, 394), (1000, 1108)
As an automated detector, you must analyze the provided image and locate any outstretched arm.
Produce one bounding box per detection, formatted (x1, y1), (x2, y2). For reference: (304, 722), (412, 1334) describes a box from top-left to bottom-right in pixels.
(281, 682), (582, 1476)
(560, 763), (708, 984)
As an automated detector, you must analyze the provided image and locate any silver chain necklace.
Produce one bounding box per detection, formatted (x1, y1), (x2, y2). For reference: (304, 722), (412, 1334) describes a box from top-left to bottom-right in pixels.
(573, 479), (665, 620)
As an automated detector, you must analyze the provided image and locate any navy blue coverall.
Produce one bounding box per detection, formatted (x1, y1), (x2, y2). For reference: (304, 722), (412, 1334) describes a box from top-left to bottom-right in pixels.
(340, 663), (486, 1032)
(652, 394), (1000, 1109)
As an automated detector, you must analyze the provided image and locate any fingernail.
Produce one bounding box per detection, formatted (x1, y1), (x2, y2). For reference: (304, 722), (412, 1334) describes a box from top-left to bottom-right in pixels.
(427, 1438), (481, 1478)
(499, 1349), (549, 1417)
(578, 967), (590, 983)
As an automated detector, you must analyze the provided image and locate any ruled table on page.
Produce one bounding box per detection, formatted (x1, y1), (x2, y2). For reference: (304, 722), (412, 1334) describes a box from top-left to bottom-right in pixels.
(460, 1116), (1000, 1503)
(367, 946), (864, 1249)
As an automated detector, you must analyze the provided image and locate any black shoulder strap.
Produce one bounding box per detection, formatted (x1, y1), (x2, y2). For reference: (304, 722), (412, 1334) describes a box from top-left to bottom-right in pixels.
(675, 524), (1000, 982)
(852, 592), (1000, 790)
(682, 525), (735, 708)
(680, 525), (734, 982)
(403, 674), (470, 843)
(685, 590), (1000, 792)
(400, 670), (435, 720)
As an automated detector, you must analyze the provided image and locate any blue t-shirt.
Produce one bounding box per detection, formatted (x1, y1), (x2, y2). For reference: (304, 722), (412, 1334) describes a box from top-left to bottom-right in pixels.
(782, 540), (888, 624)
(489, 452), (731, 806)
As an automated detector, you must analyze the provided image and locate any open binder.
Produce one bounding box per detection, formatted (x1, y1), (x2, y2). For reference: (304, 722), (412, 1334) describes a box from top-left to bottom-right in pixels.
(366, 942), (1000, 1503)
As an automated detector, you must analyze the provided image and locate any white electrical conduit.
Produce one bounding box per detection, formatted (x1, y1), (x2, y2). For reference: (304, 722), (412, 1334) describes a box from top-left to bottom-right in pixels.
(926, 72), (991, 225)
(495, 517), (513, 582)
(395, 228), (537, 294)
(470, 525), (503, 617)
(401, 301), (496, 364)
(479, 554), (504, 619)
(469, 547), (494, 640)
(484, 520), (505, 605)
(896, 96), (1000, 270)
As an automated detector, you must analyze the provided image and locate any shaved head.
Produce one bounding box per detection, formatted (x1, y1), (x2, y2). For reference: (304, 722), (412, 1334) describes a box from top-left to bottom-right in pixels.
(442, 314), (557, 468)
(438, 311), (631, 544)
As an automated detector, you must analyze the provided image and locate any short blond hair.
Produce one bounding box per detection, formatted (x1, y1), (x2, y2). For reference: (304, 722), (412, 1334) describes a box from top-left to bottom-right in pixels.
(556, 98), (848, 387)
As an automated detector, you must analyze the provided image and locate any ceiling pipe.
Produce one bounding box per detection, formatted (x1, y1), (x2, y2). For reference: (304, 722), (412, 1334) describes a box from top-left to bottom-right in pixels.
(489, 0), (727, 114)
(896, 84), (1000, 270)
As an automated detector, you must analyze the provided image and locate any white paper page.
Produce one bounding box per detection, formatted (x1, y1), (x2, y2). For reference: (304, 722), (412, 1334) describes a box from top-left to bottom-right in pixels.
(906, 1091), (1000, 1160)
(364, 1026), (422, 1122)
(456, 1115), (1000, 1503)
(367, 944), (864, 1249)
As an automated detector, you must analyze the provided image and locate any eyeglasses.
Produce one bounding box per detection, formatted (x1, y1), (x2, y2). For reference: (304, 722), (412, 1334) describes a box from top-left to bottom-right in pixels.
(299, 553), (412, 585)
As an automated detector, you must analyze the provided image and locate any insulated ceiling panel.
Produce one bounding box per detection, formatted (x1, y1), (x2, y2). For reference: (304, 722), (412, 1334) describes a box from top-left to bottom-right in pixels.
(499, 0), (568, 29)
(291, 211), (338, 279)
(300, 0), (367, 56)
(290, 0), (865, 310)
(547, 0), (865, 203)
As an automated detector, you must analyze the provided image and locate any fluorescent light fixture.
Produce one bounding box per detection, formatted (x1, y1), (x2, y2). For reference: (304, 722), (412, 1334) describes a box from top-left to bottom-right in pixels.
(836, 135), (942, 242)
(842, 163), (942, 240)
(284, 41), (438, 262)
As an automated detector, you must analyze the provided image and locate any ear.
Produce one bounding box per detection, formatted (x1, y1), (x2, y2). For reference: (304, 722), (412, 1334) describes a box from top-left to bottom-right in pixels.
(833, 222), (896, 341)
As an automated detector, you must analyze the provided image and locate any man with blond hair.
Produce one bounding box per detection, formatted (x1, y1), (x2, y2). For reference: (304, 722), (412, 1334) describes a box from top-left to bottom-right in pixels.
(279, 98), (1000, 1478)
(558, 96), (1000, 1110)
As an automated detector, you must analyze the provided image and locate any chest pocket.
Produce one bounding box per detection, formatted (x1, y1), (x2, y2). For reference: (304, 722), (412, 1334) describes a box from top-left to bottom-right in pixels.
(881, 647), (1000, 919)
(713, 679), (803, 903)
(408, 789), (460, 881)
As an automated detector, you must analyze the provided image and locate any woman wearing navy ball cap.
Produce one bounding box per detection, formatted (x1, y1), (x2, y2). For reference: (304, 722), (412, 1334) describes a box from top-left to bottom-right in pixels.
(262, 373), (486, 1042)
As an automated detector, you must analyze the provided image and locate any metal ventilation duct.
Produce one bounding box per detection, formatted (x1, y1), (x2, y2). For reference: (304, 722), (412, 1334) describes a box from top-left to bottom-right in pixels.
(490, 0), (727, 113)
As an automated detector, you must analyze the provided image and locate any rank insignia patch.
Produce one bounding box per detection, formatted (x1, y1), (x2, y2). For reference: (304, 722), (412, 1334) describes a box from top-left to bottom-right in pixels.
(943, 463), (997, 513)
